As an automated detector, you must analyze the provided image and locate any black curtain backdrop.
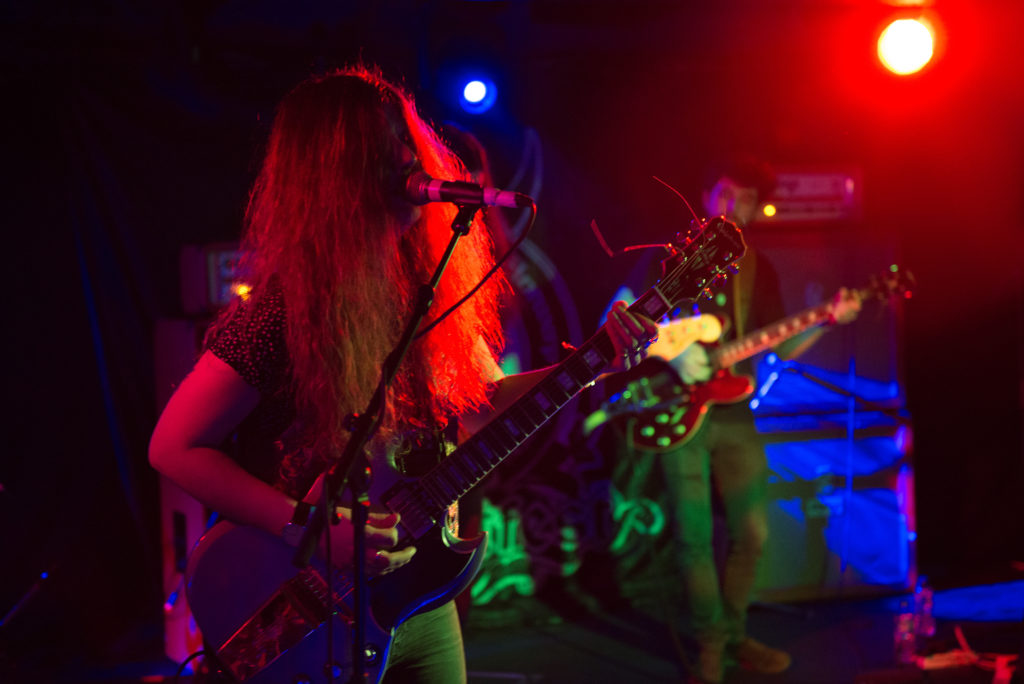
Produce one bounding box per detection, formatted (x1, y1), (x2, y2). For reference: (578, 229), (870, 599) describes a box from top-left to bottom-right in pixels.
(1, 0), (1021, 673)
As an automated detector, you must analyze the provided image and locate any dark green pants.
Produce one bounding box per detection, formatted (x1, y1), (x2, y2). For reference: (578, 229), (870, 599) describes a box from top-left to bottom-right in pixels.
(665, 407), (769, 646)
(383, 601), (466, 683)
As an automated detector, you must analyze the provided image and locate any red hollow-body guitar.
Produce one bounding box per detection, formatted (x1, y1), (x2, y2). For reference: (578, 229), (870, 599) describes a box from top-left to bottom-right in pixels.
(607, 268), (913, 452)
(183, 218), (747, 684)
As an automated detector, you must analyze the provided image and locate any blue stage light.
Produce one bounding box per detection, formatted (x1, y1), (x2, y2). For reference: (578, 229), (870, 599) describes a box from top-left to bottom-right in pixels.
(463, 80), (487, 103)
(460, 77), (497, 114)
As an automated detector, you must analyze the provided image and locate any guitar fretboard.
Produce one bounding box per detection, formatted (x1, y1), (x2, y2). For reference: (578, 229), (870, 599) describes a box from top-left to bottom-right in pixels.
(711, 280), (883, 369)
(712, 302), (834, 370)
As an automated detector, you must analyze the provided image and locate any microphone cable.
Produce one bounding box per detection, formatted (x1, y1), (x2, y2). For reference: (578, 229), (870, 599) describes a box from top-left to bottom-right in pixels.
(414, 201), (537, 340)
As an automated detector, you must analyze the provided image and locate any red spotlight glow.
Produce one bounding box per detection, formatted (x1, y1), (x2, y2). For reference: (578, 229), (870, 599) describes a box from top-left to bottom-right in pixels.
(878, 18), (935, 75)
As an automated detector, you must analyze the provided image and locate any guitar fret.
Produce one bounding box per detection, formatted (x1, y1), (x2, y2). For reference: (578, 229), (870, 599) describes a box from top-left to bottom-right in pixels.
(451, 455), (480, 487)
(440, 459), (466, 490)
(461, 442), (490, 470)
(423, 478), (447, 509)
(501, 416), (526, 443)
(508, 404), (538, 433)
(638, 289), (671, 319)
(473, 439), (500, 467)
(565, 357), (592, 386)
(581, 345), (606, 372)
(480, 432), (507, 461)
(465, 453), (488, 482)
(480, 428), (512, 457)
(532, 388), (556, 415)
(430, 476), (451, 508)
(433, 470), (459, 500)
(521, 398), (547, 426)
(489, 421), (519, 452)
(550, 373), (575, 400)
(593, 334), (617, 364)
(444, 465), (469, 492)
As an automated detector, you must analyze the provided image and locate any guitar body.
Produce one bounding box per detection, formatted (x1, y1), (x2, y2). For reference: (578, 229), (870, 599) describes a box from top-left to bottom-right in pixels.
(186, 517), (486, 683)
(623, 367), (754, 452)
(698, 369), (757, 408)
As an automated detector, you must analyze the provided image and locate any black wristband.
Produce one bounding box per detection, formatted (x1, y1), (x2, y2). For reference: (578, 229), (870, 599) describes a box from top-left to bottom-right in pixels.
(282, 501), (316, 547)
(291, 500), (315, 525)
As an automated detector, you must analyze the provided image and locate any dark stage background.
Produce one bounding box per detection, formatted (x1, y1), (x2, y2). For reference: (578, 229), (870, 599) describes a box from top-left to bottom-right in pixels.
(1, 0), (1022, 675)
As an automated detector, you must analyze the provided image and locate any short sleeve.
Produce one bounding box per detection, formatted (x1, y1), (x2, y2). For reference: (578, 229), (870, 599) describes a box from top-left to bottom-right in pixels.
(207, 287), (288, 394)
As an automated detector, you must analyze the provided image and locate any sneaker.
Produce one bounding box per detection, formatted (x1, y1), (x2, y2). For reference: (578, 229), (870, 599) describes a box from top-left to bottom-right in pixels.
(732, 637), (792, 674)
(689, 643), (724, 683)
(671, 631), (724, 684)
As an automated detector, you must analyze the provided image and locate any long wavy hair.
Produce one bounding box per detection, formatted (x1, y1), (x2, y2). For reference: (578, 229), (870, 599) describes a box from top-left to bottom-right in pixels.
(225, 66), (507, 479)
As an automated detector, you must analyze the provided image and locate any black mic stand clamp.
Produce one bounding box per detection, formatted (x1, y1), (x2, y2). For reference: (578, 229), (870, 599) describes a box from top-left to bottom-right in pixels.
(291, 203), (481, 683)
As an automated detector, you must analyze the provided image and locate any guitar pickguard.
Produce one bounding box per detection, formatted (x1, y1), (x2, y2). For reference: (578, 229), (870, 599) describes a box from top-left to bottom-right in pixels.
(609, 364), (754, 452)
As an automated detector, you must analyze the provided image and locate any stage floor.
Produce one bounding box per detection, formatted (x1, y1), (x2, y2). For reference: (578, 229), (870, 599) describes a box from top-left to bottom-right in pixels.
(462, 581), (1024, 684)
(14, 581), (1023, 683)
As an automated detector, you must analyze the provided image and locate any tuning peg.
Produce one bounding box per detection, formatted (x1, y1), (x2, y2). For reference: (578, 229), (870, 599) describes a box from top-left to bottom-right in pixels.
(710, 273), (729, 289)
(727, 262), (740, 275)
(701, 287), (714, 300)
(674, 222), (703, 248)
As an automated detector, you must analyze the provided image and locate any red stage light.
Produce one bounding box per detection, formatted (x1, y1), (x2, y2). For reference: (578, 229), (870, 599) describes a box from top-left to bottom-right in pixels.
(878, 18), (935, 75)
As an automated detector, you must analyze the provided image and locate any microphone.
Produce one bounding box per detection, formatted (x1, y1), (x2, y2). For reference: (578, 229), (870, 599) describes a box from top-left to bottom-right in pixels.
(404, 171), (533, 208)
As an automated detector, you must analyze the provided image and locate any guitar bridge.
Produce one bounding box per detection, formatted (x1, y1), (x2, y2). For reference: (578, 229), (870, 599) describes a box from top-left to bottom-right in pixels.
(216, 567), (353, 681)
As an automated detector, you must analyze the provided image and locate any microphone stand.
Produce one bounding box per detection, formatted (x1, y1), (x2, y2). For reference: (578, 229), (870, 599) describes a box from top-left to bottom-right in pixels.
(292, 203), (481, 684)
(773, 358), (911, 426)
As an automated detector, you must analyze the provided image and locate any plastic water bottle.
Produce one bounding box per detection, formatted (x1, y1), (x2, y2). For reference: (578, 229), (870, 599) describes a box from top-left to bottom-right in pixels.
(894, 596), (917, 665)
(914, 577), (936, 640)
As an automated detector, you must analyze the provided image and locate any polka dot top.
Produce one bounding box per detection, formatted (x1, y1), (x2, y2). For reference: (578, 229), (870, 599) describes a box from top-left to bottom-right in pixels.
(207, 286), (296, 487)
(208, 286), (288, 395)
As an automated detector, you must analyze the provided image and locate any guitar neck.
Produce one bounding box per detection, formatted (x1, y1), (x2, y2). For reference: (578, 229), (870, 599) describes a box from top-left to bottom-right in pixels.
(711, 300), (835, 370)
(709, 269), (912, 370)
(414, 296), (668, 529)
(387, 219), (746, 538)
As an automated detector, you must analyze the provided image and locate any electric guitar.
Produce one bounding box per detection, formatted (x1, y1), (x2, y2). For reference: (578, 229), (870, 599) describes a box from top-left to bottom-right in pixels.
(183, 217), (747, 684)
(606, 267), (914, 452)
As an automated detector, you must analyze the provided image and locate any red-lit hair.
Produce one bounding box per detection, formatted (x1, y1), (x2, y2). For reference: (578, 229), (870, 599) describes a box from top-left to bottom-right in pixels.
(229, 66), (507, 478)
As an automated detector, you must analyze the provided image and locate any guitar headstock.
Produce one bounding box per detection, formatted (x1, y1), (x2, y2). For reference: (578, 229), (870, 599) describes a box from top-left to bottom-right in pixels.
(868, 265), (915, 301)
(653, 216), (747, 314)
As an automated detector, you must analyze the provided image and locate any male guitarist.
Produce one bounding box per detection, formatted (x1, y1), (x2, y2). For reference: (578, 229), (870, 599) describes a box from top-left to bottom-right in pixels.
(149, 66), (659, 683)
(605, 157), (861, 684)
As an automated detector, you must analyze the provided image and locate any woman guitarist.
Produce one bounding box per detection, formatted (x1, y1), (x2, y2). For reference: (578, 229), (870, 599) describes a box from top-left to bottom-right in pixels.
(148, 66), (657, 682)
